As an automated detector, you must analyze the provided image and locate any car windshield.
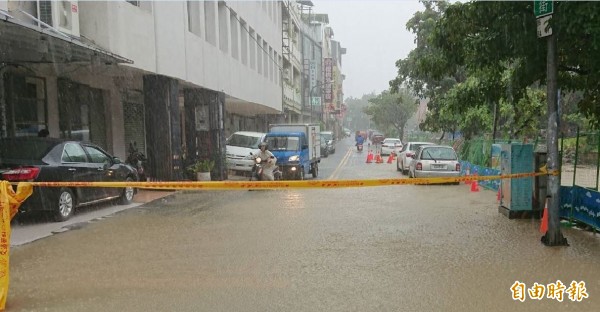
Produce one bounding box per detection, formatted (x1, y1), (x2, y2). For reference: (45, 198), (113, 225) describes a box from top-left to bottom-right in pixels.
(384, 139), (400, 144)
(321, 133), (333, 141)
(227, 134), (262, 148)
(420, 147), (457, 161)
(266, 136), (300, 151)
(0, 139), (56, 161)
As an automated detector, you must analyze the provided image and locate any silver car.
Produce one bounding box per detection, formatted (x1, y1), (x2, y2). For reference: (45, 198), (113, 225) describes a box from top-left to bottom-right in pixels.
(397, 141), (435, 175)
(408, 145), (461, 183)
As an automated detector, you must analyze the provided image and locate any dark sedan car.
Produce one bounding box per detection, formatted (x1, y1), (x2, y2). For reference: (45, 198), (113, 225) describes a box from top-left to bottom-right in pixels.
(0, 138), (139, 221)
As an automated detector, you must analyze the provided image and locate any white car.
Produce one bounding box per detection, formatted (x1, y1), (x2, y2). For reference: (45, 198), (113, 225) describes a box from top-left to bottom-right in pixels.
(408, 145), (461, 183)
(380, 138), (403, 155)
(397, 141), (435, 175)
(225, 131), (266, 174)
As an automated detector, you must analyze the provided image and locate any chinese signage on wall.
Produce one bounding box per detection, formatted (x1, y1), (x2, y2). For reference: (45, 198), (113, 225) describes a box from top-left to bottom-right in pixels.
(324, 58), (333, 104)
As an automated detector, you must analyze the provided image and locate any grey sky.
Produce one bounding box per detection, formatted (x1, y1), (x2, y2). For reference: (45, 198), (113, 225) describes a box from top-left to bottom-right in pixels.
(312, 0), (424, 99)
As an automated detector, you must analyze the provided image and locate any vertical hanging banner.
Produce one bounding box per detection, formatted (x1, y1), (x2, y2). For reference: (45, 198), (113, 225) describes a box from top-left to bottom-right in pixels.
(309, 60), (317, 94)
(324, 58), (333, 107)
(0, 181), (32, 310)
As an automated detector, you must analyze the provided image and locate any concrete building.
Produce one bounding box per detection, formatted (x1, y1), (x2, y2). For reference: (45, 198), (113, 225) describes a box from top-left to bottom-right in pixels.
(280, 0), (303, 123)
(299, 2), (324, 124)
(0, 0), (283, 180)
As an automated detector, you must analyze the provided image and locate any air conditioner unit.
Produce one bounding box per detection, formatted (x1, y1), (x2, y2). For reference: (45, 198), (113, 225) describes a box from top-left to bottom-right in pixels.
(38, 0), (80, 37)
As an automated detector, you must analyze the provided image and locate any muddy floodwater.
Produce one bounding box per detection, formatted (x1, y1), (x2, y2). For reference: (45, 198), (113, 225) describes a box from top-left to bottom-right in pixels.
(7, 144), (600, 311)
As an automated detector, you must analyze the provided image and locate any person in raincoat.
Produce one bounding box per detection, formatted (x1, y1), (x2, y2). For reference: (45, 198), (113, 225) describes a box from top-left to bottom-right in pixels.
(253, 142), (277, 181)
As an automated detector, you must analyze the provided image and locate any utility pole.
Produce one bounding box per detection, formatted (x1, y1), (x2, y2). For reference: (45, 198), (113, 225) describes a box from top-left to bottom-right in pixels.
(535, 0), (568, 246)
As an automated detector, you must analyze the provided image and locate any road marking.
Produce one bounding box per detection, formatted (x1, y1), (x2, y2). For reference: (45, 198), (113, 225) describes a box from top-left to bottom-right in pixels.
(328, 147), (353, 180)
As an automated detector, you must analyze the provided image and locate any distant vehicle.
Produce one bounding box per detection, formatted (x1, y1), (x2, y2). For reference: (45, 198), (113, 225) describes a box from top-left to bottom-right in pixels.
(319, 133), (330, 158)
(397, 142), (435, 175)
(343, 128), (351, 137)
(408, 145), (461, 184)
(321, 131), (335, 154)
(225, 131), (266, 175)
(381, 138), (403, 155)
(0, 137), (139, 221)
(371, 133), (384, 145)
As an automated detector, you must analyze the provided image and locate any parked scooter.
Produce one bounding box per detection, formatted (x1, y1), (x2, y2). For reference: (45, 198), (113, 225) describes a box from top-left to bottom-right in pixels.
(126, 142), (147, 182)
(249, 153), (282, 181)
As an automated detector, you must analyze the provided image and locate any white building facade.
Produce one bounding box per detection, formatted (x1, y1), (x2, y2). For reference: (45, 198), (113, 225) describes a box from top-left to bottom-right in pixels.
(0, 0), (284, 180)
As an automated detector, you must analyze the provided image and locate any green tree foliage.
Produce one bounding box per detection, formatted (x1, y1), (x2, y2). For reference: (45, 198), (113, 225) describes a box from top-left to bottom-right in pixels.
(364, 90), (417, 139)
(345, 93), (375, 131)
(432, 1), (600, 129)
(390, 1), (460, 137)
(393, 0), (600, 140)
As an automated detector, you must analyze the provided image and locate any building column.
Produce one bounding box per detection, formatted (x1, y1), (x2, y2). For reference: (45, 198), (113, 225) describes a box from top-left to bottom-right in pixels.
(143, 75), (183, 181)
(183, 88), (227, 181)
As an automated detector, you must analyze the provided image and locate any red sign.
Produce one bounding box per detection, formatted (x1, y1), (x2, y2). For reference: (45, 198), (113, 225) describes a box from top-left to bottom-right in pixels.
(72, 4), (78, 13)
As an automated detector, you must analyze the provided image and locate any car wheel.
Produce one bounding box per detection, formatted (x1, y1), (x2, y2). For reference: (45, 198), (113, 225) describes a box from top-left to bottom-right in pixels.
(54, 188), (75, 222)
(312, 164), (318, 178)
(119, 177), (136, 205)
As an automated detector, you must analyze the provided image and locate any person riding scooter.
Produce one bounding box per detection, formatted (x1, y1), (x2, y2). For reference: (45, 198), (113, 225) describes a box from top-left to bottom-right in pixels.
(356, 134), (365, 151)
(252, 142), (277, 181)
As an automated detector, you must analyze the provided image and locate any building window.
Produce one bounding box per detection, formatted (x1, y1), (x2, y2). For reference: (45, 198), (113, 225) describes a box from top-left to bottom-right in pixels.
(187, 0), (202, 37)
(240, 19), (248, 65)
(249, 28), (256, 70)
(218, 1), (229, 53)
(230, 11), (239, 59)
(58, 79), (107, 148)
(269, 47), (273, 82)
(256, 34), (263, 75)
(204, 0), (217, 46)
(3, 75), (47, 137)
(263, 40), (268, 78)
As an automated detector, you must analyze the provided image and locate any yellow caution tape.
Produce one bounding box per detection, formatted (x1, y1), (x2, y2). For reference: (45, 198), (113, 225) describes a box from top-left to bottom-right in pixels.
(14, 170), (559, 190)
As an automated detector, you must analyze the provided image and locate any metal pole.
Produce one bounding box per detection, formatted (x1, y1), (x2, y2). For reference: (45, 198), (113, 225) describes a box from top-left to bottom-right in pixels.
(542, 18), (568, 246)
(309, 86), (314, 123)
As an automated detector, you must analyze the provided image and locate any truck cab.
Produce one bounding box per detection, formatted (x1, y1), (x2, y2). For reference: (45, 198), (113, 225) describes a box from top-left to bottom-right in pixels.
(265, 132), (314, 180)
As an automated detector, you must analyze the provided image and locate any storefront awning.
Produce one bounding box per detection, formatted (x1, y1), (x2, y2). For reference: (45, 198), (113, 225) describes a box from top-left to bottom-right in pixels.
(0, 13), (132, 65)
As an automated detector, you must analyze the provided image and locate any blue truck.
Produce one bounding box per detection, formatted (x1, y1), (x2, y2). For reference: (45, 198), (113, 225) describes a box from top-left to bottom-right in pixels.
(264, 124), (321, 180)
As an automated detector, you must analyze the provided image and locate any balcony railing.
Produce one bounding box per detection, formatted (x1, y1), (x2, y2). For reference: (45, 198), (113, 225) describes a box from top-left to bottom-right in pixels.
(283, 83), (301, 111)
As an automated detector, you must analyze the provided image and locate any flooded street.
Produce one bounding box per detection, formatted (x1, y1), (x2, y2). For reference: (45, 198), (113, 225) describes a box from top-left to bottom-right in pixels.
(7, 139), (600, 311)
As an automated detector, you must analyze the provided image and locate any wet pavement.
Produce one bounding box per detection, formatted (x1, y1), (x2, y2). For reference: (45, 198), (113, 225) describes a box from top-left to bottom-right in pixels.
(6, 138), (600, 311)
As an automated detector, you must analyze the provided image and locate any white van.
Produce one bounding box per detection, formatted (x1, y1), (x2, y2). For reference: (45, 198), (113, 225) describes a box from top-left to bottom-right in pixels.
(225, 131), (266, 174)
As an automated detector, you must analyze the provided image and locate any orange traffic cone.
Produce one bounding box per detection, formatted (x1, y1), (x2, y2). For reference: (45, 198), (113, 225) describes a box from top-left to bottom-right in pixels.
(464, 168), (472, 184)
(470, 179), (479, 192)
(387, 152), (395, 164)
(540, 198), (549, 234)
(375, 152), (383, 163)
(366, 150), (373, 163)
